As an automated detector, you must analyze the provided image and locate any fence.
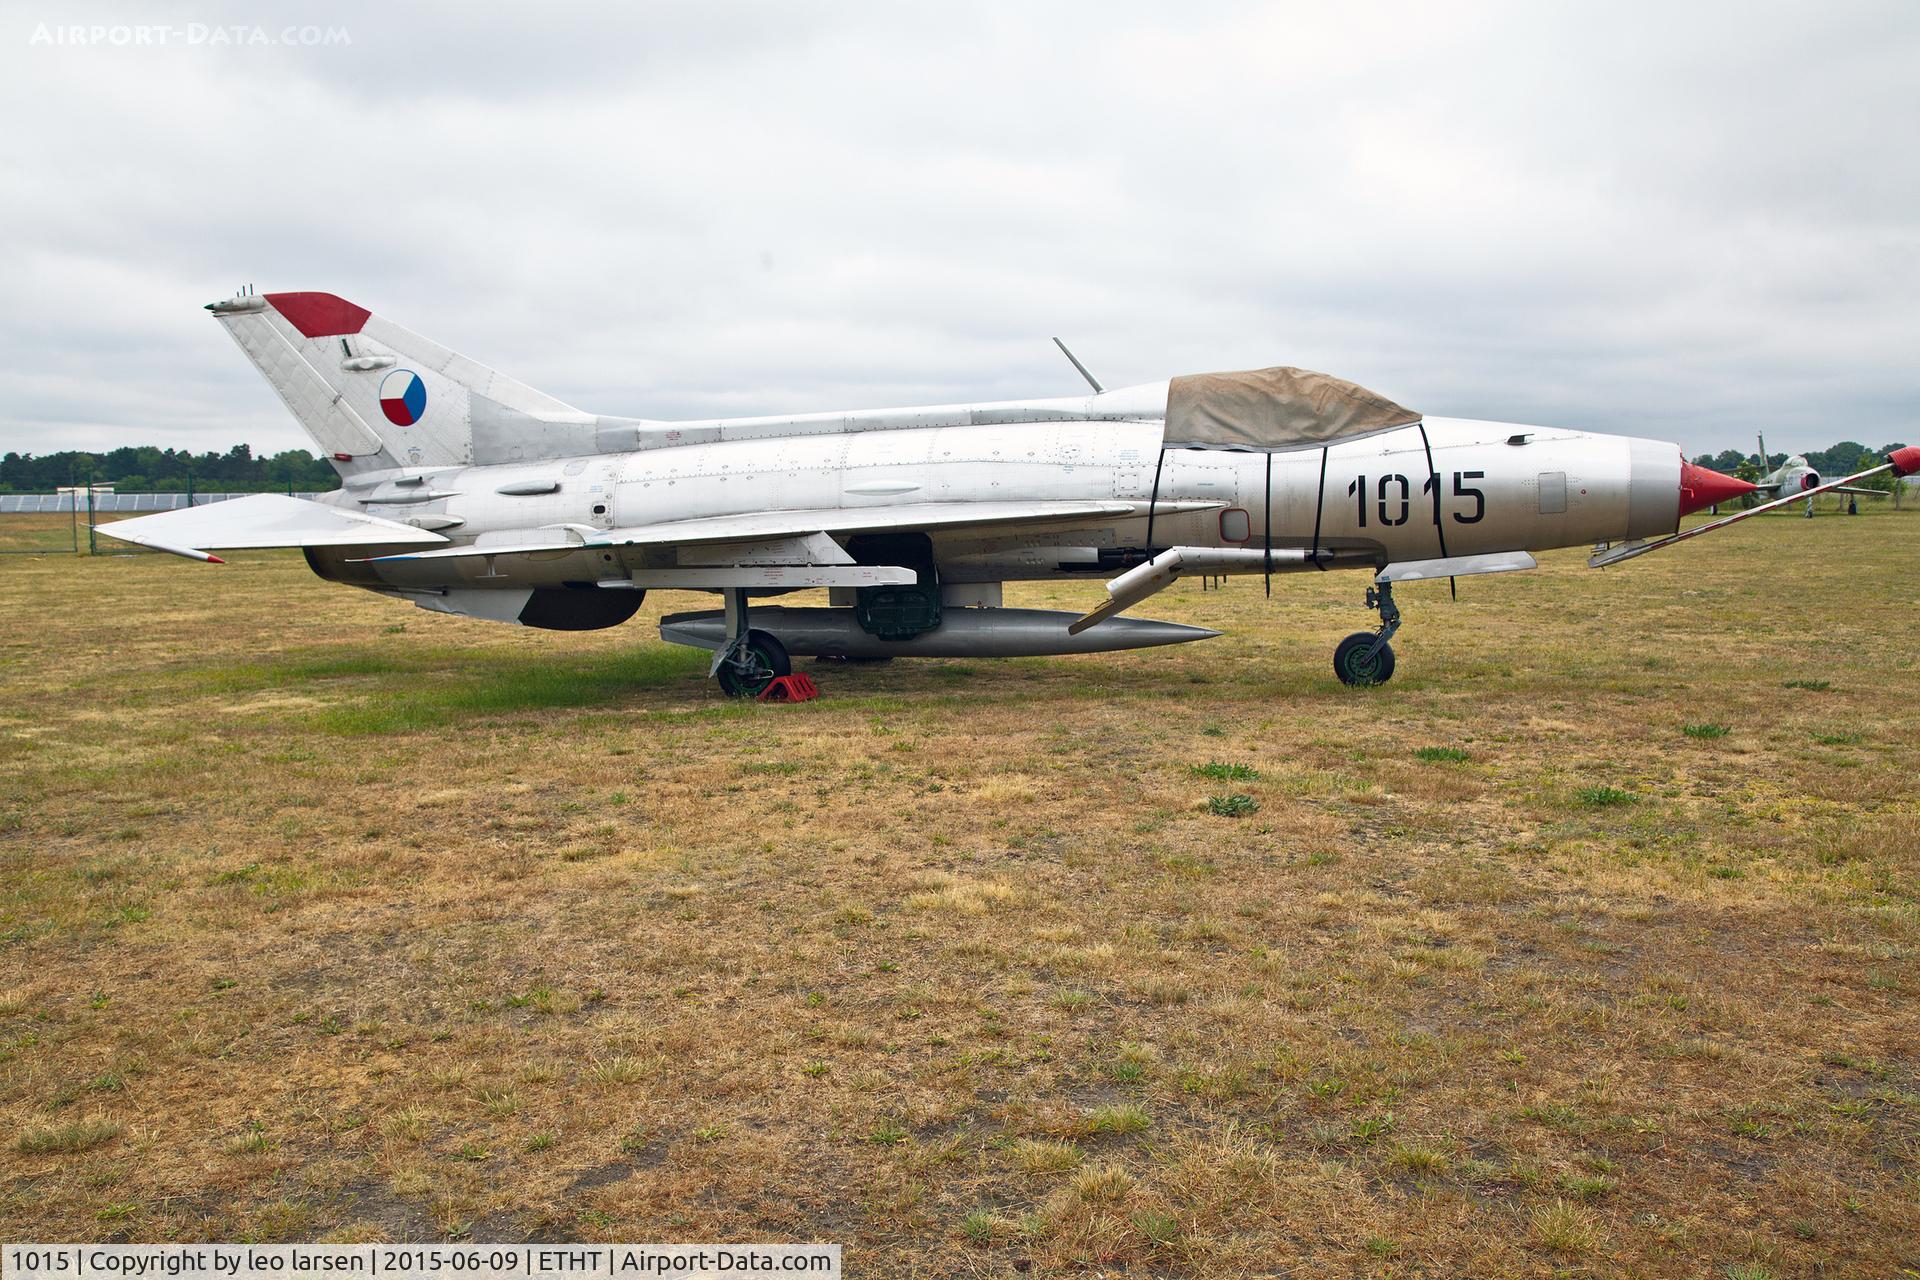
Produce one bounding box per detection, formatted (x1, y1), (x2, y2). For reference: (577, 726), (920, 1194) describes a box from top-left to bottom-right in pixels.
(0, 491), (331, 555)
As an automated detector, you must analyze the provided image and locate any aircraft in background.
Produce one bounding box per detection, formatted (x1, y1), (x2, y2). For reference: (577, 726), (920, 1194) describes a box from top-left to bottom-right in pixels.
(1752, 433), (1893, 516)
(101, 291), (1920, 695)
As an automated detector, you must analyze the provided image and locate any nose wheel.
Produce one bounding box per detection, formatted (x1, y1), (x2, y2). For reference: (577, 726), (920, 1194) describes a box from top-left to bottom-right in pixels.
(1333, 581), (1400, 687)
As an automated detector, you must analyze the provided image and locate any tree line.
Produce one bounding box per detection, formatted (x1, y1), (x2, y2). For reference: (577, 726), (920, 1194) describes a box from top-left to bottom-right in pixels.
(0, 445), (338, 494)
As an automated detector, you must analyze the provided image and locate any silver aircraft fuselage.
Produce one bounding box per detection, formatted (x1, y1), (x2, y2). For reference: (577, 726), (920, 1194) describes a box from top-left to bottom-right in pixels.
(308, 383), (1683, 599)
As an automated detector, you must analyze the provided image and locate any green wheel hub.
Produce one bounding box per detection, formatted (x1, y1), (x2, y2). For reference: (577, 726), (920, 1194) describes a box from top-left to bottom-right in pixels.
(1333, 631), (1396, 687)
(716, 632), (791, 698)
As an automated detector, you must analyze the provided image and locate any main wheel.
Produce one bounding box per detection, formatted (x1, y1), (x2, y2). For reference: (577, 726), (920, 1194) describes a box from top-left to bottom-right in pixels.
(1333, 631), (1395, 687)
(716, 629), (791, 698)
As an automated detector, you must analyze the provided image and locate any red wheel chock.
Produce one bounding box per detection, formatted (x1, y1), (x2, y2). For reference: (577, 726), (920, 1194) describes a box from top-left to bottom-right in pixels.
(758, 674), (820, 703)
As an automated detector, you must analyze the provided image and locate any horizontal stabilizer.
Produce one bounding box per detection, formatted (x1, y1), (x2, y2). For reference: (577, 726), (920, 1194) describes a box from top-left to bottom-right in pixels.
(365, 499), (1209, 564)
(98, 494), (450, 553)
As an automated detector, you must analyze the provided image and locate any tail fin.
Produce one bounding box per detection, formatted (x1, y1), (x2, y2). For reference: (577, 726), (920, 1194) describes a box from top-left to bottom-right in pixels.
(206, 290), (598, 476)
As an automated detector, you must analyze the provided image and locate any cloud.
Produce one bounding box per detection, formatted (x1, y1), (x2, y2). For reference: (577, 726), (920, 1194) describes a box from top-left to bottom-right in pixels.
(1, 0), (1915, 459)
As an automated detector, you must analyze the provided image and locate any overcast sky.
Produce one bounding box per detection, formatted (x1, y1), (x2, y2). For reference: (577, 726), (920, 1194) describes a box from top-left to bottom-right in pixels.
(3, 1), (1915, 459)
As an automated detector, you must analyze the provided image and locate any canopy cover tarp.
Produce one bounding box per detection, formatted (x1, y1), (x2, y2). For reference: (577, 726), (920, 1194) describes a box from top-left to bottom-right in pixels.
(1163, 366), (1420, 452)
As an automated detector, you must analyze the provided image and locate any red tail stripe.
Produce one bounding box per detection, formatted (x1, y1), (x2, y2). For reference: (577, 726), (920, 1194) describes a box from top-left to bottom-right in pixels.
(264, 292), (370, 338)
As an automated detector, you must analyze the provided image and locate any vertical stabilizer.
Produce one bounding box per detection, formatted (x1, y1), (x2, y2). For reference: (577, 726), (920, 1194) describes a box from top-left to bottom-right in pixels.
(206, 291), (597, 476)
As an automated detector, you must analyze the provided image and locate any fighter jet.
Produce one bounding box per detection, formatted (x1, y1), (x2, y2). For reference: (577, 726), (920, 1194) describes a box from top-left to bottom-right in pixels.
(101, 291), (1920, 695)
(1750, 434), (1891, 516)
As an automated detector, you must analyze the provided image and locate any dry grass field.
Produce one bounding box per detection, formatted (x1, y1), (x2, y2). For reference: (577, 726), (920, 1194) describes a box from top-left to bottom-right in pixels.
(1, 509), (1916, 1277)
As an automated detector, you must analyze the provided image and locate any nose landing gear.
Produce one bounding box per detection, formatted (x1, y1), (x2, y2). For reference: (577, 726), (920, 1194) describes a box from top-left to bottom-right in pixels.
(1333, 580), (1399, 687)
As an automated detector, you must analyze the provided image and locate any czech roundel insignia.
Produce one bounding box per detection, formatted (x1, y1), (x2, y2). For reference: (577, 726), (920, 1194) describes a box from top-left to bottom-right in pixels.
(379, 369), (427, 426)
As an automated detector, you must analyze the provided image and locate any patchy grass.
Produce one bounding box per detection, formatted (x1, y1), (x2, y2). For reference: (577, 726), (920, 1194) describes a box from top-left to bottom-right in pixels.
(587, 1054), (658, 1085)
(18, 1118), (122, 1154)
(1414, 746), (1471, 763)
(1188, 761), (1259, 781)
(311, 647), (708, 734)
(1530, 1199), (1603, 1255)
(1204, 793), (1258, 817)
(1083, 1104), (1153, 1136)
(2, 512), (1918, 1274)
(901, 872), (1023, 914)
(1388, 1140), (1449, 1173)
(1010, 1139), (1082, 1173)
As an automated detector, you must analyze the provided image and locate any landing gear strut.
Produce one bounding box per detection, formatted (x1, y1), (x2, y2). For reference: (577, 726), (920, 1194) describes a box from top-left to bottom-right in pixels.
(712, 588), (791, 698)
(1333, 580), (1399, 687)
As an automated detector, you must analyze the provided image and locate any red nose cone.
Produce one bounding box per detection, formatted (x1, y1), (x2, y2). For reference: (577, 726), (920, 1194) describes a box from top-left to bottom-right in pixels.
(1889, 445), (1920, 477)
(1679, 459), (1756, 516)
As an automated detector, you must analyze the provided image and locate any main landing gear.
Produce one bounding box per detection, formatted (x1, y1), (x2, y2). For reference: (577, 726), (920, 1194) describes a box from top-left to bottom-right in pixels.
(1333, 580), (1399, 687)
(713, 588), (791, 698)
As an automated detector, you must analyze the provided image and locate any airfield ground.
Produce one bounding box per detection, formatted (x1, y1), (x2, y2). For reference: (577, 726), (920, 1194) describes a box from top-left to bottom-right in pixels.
(0, 510), (1915, 1277)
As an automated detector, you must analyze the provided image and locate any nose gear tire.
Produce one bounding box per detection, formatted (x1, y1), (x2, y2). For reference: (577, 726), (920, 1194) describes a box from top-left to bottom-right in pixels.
(1333, 632), (1395, 687)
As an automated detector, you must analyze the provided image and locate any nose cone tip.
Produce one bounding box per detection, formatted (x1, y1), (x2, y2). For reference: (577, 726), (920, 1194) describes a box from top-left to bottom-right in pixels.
(1679, 460), (1756, 516)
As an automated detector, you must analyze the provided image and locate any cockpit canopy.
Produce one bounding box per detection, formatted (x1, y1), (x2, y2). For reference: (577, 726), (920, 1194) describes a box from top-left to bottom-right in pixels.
(1163, 366), (1419, 453)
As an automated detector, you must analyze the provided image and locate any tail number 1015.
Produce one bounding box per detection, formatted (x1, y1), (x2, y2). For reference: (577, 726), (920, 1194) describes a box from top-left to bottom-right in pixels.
(1347, 471), (1485, 528)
